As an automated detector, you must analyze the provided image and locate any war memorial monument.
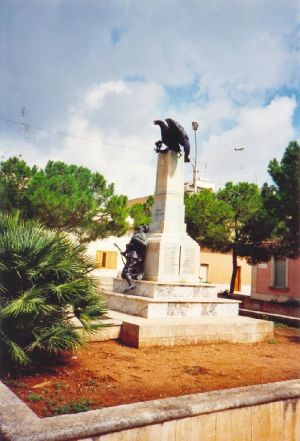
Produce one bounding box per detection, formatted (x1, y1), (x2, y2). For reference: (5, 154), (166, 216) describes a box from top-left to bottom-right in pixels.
(103, 119), (273, 347)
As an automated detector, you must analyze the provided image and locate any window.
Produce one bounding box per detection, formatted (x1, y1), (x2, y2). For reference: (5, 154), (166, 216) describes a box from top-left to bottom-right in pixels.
(200, 264), (209, 282)
(96, 251), (117, 269)
(274, 258), (287, 289)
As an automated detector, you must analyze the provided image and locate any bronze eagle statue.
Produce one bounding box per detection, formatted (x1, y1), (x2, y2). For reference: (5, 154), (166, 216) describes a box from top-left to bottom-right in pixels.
(154, 118), (190, 163)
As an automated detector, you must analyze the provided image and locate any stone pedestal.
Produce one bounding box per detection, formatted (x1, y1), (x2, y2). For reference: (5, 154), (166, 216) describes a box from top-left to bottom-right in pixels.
(144, 151), (200, 284)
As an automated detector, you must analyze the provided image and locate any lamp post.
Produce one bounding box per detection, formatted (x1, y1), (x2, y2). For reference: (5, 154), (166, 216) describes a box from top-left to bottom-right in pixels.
(192, 121), (199, 193)
(204, 147), (245, 174)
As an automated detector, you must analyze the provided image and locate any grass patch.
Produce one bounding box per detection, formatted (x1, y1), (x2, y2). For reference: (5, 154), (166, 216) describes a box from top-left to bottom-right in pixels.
(51, 399), (94, 415)
(27, 393), (44, 402)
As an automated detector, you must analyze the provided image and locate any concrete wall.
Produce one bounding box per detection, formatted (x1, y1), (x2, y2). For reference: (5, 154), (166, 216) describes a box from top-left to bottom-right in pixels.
(1, 380), (299, 441)
(218, 292), (300, 325)
(252, 258), (300, 302)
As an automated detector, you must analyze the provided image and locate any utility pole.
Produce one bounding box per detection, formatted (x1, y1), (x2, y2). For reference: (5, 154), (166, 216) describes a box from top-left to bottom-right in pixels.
(20, 105), (28, 143)
(192, 121), (199, 193)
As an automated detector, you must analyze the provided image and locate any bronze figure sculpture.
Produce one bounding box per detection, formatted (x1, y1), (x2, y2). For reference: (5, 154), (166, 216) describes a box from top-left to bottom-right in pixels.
(115, 225), (148, 294)
(154, 118), (191, 162)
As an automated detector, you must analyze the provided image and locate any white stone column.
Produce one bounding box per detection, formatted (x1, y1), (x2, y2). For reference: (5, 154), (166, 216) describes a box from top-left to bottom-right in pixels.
(144, 150), (200, 284)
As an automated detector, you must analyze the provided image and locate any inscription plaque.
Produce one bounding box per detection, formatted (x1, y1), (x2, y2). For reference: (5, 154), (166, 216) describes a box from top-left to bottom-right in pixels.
(180, 247), (197, 275)
(162, 244), (179, 274)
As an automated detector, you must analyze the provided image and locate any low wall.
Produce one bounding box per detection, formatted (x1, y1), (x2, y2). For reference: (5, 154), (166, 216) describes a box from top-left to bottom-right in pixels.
(219, 293), (300, 318)
(1, 379), (300, 440)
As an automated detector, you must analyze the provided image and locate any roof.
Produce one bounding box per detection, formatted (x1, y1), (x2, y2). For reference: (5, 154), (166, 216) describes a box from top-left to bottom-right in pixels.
(127, 196), (150, 208)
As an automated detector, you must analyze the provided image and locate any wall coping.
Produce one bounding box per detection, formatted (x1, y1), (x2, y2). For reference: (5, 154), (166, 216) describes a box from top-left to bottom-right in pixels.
(1, 379), (300, 441)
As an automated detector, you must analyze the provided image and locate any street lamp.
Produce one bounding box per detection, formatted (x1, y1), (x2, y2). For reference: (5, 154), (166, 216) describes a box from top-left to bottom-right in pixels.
(204, 147), (245, 173)
(192, 121), (199, 193)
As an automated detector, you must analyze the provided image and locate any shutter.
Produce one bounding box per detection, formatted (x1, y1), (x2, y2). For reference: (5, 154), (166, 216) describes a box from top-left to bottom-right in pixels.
(96, 251), (104, 268)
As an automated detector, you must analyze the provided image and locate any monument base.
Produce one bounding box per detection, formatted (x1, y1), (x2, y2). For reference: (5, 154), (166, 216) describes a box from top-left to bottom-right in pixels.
(106, 309), (274, 348)
(103, 278), (238, 318)
(112, 278), (218, 299)
(102, 279), (274, 346)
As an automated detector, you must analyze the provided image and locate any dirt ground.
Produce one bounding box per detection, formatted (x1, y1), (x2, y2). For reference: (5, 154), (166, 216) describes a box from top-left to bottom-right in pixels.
(3, 324), (300, 417)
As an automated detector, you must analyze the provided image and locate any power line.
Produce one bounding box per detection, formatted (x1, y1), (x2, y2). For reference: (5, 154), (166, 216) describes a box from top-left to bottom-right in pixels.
(0, 117), (150, 153)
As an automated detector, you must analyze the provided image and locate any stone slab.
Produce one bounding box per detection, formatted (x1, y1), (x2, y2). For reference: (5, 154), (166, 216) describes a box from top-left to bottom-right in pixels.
(87, 325), (121, 342)
(113, 278), (217, 299)
(252, 401), (284, 441)
(71, 317), (122, 342)
(216, 407), (252, 441)
(107, 310), (274, 347)
(103, 291), (240, 319)
(283, 399), (300, 440)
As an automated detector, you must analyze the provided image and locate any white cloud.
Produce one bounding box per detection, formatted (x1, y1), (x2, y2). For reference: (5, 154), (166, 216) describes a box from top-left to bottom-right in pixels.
(1, 0), (299, 199)
(1, 91), (297, 199)
(83, 81), (129, 110)
(201, 96), (297, 187)
(51, 80), (168, 198)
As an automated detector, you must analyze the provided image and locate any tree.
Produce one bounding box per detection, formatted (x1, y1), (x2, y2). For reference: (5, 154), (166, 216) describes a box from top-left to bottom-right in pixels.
(0, 157), (129, 242)
(0, 213), (106, 375)
(129, 196), (154, 227)
(185, 190), (232, 252)
(217, 182), (269, 293)
(261, 141), (300, 258)
(0, 156), (36, 212)
(185, 184), (267, 293)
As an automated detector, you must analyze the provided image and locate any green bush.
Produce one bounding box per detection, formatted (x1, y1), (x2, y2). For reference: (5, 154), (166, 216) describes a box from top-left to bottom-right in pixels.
(0, 213), (106, 375)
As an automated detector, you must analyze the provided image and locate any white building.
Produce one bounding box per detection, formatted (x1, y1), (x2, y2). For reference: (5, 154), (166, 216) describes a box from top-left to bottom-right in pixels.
(184, 178), (215, 193)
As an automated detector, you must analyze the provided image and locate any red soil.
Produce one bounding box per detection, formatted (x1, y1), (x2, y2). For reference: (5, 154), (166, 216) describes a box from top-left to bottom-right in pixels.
(3, 325), (300, 417)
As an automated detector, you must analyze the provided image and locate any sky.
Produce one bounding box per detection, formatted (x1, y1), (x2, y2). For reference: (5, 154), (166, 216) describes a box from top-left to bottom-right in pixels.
(1, 0), (300, 198)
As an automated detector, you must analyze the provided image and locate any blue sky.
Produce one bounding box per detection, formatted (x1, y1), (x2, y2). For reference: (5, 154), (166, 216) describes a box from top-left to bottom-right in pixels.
(1, 0), (299, 197)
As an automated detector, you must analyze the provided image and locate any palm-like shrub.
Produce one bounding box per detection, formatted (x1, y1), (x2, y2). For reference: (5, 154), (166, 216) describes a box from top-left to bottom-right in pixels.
(0, 213), (106, 374)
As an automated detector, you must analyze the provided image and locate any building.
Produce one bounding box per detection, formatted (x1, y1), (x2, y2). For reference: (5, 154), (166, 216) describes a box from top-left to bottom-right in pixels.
(184, 178), (215, 193)
(200, 247), (251, 294)
(251, 257), (300, 303)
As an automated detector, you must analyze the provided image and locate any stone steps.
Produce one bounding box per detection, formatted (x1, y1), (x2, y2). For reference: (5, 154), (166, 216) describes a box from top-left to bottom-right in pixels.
(107, 310), (274, 348)
(113, 278), (218, 299)
(70, 315), (122, 342)
(69, 309), (274, 347)
(95, 276), (114, 292)
(103, 291), (240, 319)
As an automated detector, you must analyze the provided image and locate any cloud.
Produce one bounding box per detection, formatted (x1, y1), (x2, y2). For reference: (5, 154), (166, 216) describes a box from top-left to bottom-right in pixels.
(44, 80), (167, 198)
(83, 81), (129, 110)
(201, 96), (297, 187)
(1, 0), (299, 199)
